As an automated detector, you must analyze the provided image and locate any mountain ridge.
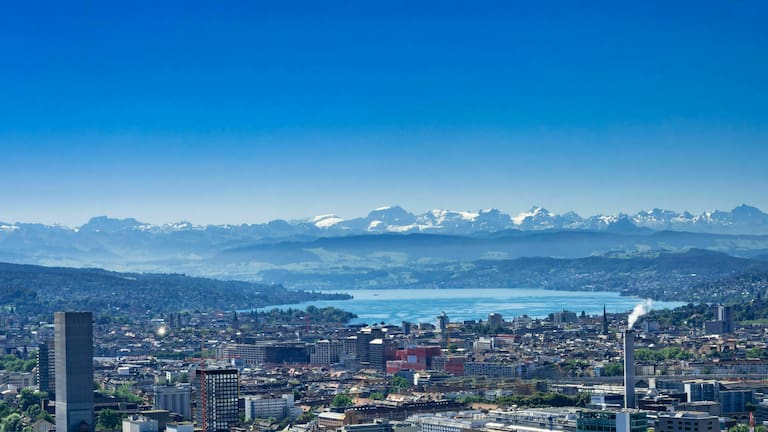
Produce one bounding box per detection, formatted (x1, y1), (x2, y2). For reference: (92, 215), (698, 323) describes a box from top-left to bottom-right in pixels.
(2, 204), (768, 237)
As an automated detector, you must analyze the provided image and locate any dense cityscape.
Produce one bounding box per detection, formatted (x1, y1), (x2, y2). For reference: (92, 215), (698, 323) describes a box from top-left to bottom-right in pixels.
(2, 295), (768, 432)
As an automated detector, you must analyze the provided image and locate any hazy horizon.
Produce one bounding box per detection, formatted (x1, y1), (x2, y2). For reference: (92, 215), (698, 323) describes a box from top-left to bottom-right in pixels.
(1, 201), (765, 228)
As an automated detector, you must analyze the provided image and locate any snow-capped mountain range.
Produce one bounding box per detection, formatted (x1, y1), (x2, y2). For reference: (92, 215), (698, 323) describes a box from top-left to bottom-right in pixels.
(2, 204), (768, 238)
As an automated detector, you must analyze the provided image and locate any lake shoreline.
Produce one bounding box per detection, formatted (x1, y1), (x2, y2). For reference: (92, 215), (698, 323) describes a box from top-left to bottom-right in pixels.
(246, 287), (685, 325)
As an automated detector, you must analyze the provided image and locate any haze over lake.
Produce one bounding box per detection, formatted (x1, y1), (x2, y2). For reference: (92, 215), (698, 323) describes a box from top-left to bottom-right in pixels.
(260, 288), (685, 325)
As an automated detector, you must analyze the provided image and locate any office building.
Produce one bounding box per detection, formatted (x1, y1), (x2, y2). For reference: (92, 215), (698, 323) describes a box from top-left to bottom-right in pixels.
(487, 313), (503, 329)
(369, 338), (397, 371)
(624, 330), (636, 409)
(194, 368), (239, 432)
(402, 322), (412, 336)
(719, 389), (753, 415)
(431, 355), (466, 376)
(341, 420), (394, 432)
(310, 340), (342, 365)
(684, 380), (718, 403)
(463, 362), (518, 378)
(718, 305), (734, 333)
(407, 413), (486, 432)
(657, 412), (720, 432)
(38, 340), (56, 396)
(576, 410), (647, 432)
(55, 312), (94, 432)
(356, 328), (384, 364)
(436, 313), (449, 347)
(343, 336), (358, 357)
(243, 394), (296, 421)
(219, 343), (308, 365)
(551, 311), (578, 326)
(165, 424), (193, 432)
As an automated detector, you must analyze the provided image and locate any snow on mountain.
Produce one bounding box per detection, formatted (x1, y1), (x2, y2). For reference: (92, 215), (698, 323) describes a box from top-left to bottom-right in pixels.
(0, 223), (20, 232)
(365, 206), (417, 225)
(311, 214), (344, 229)
(414, 209), (479, 231)
(421, 209), (479, 225)
(512, 206), (549, 225)
(512, 206), (565, 230)
(559, 211), (584, 229)
(355, 206), (428, 233)
(2, 204), (767, 245)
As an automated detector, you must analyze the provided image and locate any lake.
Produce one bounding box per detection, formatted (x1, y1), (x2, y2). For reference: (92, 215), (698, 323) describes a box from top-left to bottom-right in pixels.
(259, 288), (684, 325)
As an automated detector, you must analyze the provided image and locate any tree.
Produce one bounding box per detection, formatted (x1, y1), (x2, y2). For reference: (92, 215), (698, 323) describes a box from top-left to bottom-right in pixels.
(25, 404), (41, 420)
(0, 402), (11, 419)
(17, 388), (42, 412)
(36, 409), (53, 423)
(97, 409), (121, 431)
(295, 411), (316, 424)
(113, 383), (143, 403)
(1, 414), (23, 432)
(331, 394), (353, 408)
(729, 426), (767, 432)
(603, 362), (624, 376)
(746, 348), (768, 359)
(391, 375), (411, 393)
(277, 418), (291, 429)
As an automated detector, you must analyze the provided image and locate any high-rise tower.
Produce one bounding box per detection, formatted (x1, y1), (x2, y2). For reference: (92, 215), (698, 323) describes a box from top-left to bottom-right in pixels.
(623, 329), (636, 409)
(717, 305), (734, 333)
(38, 340), (56, 396)
(55, 312), (94, 432)
(437, 312), (449, 347)
(195, 368), (239, 432)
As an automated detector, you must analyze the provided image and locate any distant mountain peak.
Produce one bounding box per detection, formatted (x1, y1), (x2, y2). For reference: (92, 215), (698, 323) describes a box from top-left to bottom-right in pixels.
(512, 206), (556, 227)
(80, 216), (147, 233)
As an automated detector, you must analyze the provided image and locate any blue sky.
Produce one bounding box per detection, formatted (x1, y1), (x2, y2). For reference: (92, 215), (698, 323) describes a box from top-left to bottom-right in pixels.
(1, 1), (767, 225)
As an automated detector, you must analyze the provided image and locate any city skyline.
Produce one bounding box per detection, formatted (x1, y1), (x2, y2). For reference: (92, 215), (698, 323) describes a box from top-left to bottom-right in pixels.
(2, 2), (767, 225)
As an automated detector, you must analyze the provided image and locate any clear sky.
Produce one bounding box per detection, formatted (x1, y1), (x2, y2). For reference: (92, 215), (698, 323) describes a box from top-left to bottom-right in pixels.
(1, 1), (767, 226)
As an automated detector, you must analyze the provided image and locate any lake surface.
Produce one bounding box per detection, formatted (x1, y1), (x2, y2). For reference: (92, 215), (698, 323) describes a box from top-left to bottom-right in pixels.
(260, 288), (684, 325)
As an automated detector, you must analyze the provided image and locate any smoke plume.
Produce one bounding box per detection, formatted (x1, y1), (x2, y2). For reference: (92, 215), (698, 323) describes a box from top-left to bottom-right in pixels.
(627, 299), (653, 329)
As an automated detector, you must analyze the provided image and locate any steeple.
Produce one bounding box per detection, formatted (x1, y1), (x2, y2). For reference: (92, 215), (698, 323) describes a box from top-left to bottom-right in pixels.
(602, 304), (609, 335)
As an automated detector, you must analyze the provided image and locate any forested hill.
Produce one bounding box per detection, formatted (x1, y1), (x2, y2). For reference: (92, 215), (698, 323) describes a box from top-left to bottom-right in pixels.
(0, 262), (348, 318)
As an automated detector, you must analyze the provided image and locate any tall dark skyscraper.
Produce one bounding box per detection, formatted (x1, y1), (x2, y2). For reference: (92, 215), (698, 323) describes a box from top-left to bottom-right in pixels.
(195, 368), (239, 432)
(624, 329), (636, 409)
(55, 312), (94, 432)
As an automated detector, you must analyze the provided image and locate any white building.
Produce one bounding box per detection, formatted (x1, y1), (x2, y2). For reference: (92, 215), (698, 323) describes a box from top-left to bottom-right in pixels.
(310, 340), (342, 365)
(657, 412), (720, 432)
(122, 415), (158, 432)
(244, 394), (300, 421)
(407, 412), (486, 432)
(166, 423), (194, 432)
